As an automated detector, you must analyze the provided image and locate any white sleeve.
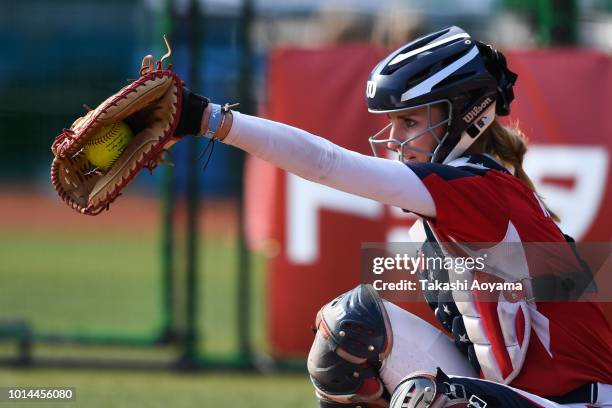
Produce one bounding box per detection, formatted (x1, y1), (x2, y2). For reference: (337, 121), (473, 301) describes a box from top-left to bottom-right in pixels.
(223, 112), (436, 218)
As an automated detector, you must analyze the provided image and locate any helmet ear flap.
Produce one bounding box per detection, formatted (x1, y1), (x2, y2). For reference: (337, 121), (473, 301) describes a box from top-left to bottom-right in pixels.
(475, 41), (518, 116)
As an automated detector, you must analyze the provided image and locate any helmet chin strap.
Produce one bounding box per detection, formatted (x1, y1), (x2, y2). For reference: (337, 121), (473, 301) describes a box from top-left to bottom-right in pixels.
(440, 103), (496, 164)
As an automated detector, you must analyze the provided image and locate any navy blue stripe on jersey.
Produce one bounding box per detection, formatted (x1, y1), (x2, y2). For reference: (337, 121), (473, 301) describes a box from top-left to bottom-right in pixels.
(466, 154), (511, 174)
(408, 161), (476, 181)
(407, 154), (510, 181)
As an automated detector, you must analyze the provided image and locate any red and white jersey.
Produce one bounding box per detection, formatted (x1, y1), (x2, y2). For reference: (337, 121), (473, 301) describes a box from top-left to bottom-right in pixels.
(407, 154), (612, 398)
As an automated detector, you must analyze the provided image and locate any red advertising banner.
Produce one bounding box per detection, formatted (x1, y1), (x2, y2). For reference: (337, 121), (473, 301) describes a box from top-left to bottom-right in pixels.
(245, 45), (611, 357)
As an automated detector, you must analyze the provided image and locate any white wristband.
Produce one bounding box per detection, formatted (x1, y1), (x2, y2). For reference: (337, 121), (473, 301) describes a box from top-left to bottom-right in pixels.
(204, 103), (222, 139)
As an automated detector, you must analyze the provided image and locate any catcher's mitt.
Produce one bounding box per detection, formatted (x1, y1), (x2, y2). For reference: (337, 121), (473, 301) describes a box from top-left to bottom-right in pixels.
(51, 37), (182, 215)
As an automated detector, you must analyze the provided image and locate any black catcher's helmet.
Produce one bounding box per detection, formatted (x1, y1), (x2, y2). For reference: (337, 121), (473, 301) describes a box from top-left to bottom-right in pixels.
(366, 26), (517, 163)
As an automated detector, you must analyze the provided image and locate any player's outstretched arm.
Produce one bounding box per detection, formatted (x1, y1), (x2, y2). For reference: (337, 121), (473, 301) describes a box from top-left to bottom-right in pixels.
(178, 93), (436, 218)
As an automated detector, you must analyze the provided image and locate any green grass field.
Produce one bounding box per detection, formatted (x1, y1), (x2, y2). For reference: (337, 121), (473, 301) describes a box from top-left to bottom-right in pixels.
(0, 225), (313, 407)
(0, 228), (265, 354)
(0, 369), (314, 407)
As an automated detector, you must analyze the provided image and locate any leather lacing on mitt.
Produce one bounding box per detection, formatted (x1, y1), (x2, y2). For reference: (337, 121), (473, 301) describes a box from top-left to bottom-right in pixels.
(51, 36), (182, 215)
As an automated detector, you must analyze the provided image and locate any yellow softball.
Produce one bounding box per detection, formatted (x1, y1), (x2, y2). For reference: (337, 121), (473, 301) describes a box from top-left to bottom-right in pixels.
(84, 121), (133, 171)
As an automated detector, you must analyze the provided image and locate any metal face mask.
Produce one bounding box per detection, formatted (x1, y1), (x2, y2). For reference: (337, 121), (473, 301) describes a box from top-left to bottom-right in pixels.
(369, 100), (451, 163)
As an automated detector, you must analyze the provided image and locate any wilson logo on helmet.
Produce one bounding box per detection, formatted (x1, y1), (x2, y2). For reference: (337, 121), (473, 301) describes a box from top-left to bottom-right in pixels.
(462, 97), (493, 124)
(366, 81), (377, 98)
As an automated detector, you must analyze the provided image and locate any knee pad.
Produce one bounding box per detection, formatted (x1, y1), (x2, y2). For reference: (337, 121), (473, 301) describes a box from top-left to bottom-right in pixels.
(308, 284), (393, 407)
(390, 369), (474, 408)
(391, 368), (537, 408)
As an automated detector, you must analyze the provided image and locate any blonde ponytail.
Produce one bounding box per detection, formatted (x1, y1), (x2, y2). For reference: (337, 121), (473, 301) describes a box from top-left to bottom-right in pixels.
(466, 121), (559, 221)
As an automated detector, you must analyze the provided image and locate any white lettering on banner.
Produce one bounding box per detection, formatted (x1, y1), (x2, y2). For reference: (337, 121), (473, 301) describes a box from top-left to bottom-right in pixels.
(386, 227), (414, 243)
(524, 145), (609, 240)
(287, 174), (383, 264)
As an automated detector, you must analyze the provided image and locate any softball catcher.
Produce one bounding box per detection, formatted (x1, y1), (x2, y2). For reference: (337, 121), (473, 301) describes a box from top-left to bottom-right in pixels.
(50, 27), (611, 408)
